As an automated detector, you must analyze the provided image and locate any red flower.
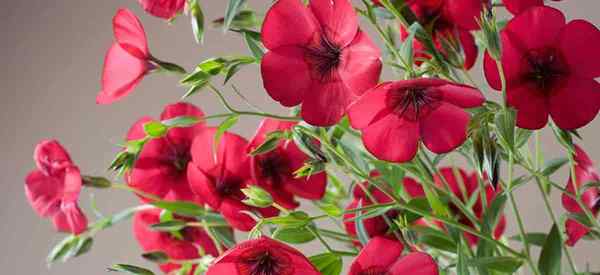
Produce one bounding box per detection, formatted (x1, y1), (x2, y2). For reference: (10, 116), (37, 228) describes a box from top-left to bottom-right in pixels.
(138, 0), (185, 19)
(133, 209), (222, 274)
(484, 7), (600, 130)
(503, 0), (562, 15)
(561, 145), (599, 246)
(126, 102), (206, 203)
(206, 237), (320, 275)
(247, 119), (327, 209)
(349, 236), (439, 275)
(348, 78), (484, 163)
(187, 128), (279, 231)
(261, 0), (382, 126)
(24, 140), (88, 234)
(400, 0), (484, 69)
(97, 8), (153, 105)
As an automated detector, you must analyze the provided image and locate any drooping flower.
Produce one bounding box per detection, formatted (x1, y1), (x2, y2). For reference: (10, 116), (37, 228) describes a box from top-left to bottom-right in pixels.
(261, 0), (382, 126)
(349, 236), (439, 275)
(24, 140), (88, 234)
(400, 0), (484, 69)
(561, 145), (600, 246)
(503, 0), (563, 15)
(133, 209), (222, 274)
(247, 119), (327, 209)
(187, 128), (279, 231)
(348, 78), (484, 163)
(484, 6), (600, 130)
(126, 102), (206, 203)
(138, 0), (185, 19)
(206, 237), (320, 275)
(97, 8), (153, 105)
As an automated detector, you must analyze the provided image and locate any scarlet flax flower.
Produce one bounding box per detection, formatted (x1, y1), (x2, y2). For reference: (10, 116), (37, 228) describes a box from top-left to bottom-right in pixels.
(187, 128), (278, 231)
(97, 8), (153, 104)
(126, 102), (206, 203)
(24, 140), (88, 234)
(348, 78), (484, 163)
(138, 0), (185, 19)
(133, 209), (221, 274)
(206, 237), (320, 275)
(561, 145), (600, 246)
(484, 6), (600, 130)
(349, 236), (439, 275)
(400, 0), (484, 69)
(503, 0), (563, 15)
(261, 0), (382, 126)
(247, 119), (327, 209)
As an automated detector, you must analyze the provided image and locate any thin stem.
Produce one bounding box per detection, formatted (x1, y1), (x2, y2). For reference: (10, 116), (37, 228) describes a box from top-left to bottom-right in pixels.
(111, 183), (163, 201)
(495, 60), (508, 107)
(202, 219), (224, 255)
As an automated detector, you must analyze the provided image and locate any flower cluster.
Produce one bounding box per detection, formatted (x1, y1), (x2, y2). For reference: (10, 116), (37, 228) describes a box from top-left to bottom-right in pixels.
(23, 0), (600, 275)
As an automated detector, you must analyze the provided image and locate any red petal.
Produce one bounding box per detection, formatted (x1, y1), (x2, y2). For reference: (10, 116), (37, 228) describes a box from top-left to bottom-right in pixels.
(389, 252), (439, 275)
(339, 30), (382, 96)
(219, 199), (258, 231)
(362, 114), (420, 163)
(403, 177), (425, 198)
(206, 263), (238, 275)
(190, 128), (250, 180)
(349, 236), (404, 275)
(126, 116), (154, 141)
(283, 172), (327, 200)
(504, 6), (565, 50)
(434, 167), (473, 202)
(549, 77), (600, 130)
(137, 0), (185, 19)
(420, 103), (470, 154)
(187, 163), (222, 209)
(261, 46), (312, 107)
(248, 118), (297, 150)
(558, 20), (600, 79)
(503, 0), (543, 15)
(347, 83), (390, 130)
(301, 79), (353, 126)
(506, 84), (550, 129)
(565, 218), (590, 246)
(160, 102), (205, 145)
(457, 30), (478, 70)
(24, 171), (62, 217)
(442, 0), (483, 30)
(33, 139), (73, 175)
(61, 166), (83, 203)
(437, 83), (484, 108)
(483, 29), (527, 91)
(113, 8), (149, 59)
(261, 0), (319, 49)
(97, 43), (148, 105)
(52, 202), (88, 235)
(309, 0), (359, 47)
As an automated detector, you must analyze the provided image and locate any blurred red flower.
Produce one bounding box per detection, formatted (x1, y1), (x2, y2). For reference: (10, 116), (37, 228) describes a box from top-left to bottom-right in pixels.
(261, 0), (382, 126)
(138, 0), (185, 19)
(25, 140), (88, 234)
(503, 0), (563, 15)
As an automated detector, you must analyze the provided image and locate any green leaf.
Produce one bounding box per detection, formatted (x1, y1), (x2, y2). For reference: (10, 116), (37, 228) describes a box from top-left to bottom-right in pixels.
(223, 0), (246, 31)
(151, 201), (205, 217)
(214, 115), (239, 152)
(73, 237), (94, 257)
(309, 253), (343, 275)
(315, 202), (343, 217)
(249, 131), (283, 156)
(510, 232), (548, 247)
(354, 201), (370, 246)
(495, 108), (517, 152)
(162, 116), (201, 128)
(47, 235), (79, 265)
(82, 176), (112, 188)
(154, 59), (186, 74)
(542, 158), (569, 176)
(550, 122), (575, 153)
(150, 220), (187, 232)
(266, 211), (311, 228)
(468, 256), (523, 273)
(190, 0), (205, 44)
(538, 225), (563, 275)
(197, 58), (227, 75)
(244, 30), (264, 60)
(143, 121), (168, 138)
(141, 251), (169, 264)
(457, 243), (469, 275)
(108, 264), (155, 275)
(399, 22), (419, 67)
(241, 186), (274, 208)
(413, 226), (457, 253)
(272, 226), (316, 244)
(209, 226), (236, 248)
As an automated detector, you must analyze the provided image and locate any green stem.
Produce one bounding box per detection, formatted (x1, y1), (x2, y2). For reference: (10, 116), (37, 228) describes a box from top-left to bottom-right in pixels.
(111, 183), (163, 201)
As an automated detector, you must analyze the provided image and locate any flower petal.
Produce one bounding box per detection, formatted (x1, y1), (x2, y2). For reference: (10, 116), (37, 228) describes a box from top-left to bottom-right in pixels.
(558, 19), (600, 79)
(503, 0), (543, 15)
(34, 139), (73, 174)
(420, 103), (470, 154)
(138, 0), (185, 20)
(362, 114), (420, 163)
(126, 116), (154, 141)
(338, 30), (382, 96)
(190, 128), (250, 180)
(219, 199), (258, 231)
(403, 177), (425, 198)
(389, 252), (439, 275)
(436, 83), (484, 108)
(97, 43), (148, 105)
(52, 202), (88, 235)
(503, 6), (565, 50)
(565, 218), (590, 247)
(113, 8), (149, 59)
(309, 0), (359, 47)
(349, 237), (404, 275)
(160, 102), (205, 145)
(347, 83), (390, 130)
(442, 0), (483, 30)
(187, 163), (222, 209)
(458, 29), (478, 70)
(506, 84), (550, 129)
(261, 0), (319, 49)
(301, 79), (353, 126)
(261, 46), (312, 107)
(549, 77), (600, 130)
(24, 170), (62, 217)
(248, 119), (297, 151)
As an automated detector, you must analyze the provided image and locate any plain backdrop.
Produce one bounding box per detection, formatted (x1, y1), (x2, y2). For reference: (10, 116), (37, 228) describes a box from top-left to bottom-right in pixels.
(1, 1), (599, 274)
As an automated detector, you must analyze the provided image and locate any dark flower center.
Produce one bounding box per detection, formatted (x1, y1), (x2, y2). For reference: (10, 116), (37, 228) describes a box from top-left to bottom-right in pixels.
(215, 176), (244, 199)
(164, 141), (191, 174)
(305, 36), (342, 82)
(359, 266), (389, 275)
(523, 48), (568, 92)
(387, 87), (441, 121)
(238, 249), (292, 275)
(257, 153), (291, 186)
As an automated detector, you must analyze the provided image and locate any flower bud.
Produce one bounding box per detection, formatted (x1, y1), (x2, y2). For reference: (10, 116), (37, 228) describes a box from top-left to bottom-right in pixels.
(242, 186), (274, 208)
(477, 9), (502, 61)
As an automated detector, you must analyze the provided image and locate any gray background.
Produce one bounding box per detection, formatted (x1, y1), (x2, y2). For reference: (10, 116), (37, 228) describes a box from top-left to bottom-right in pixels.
(1, 1), (599, 274)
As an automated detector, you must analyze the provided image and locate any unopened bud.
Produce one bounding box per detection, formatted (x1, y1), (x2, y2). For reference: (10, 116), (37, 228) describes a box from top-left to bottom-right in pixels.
(242, 186), (273, 208)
